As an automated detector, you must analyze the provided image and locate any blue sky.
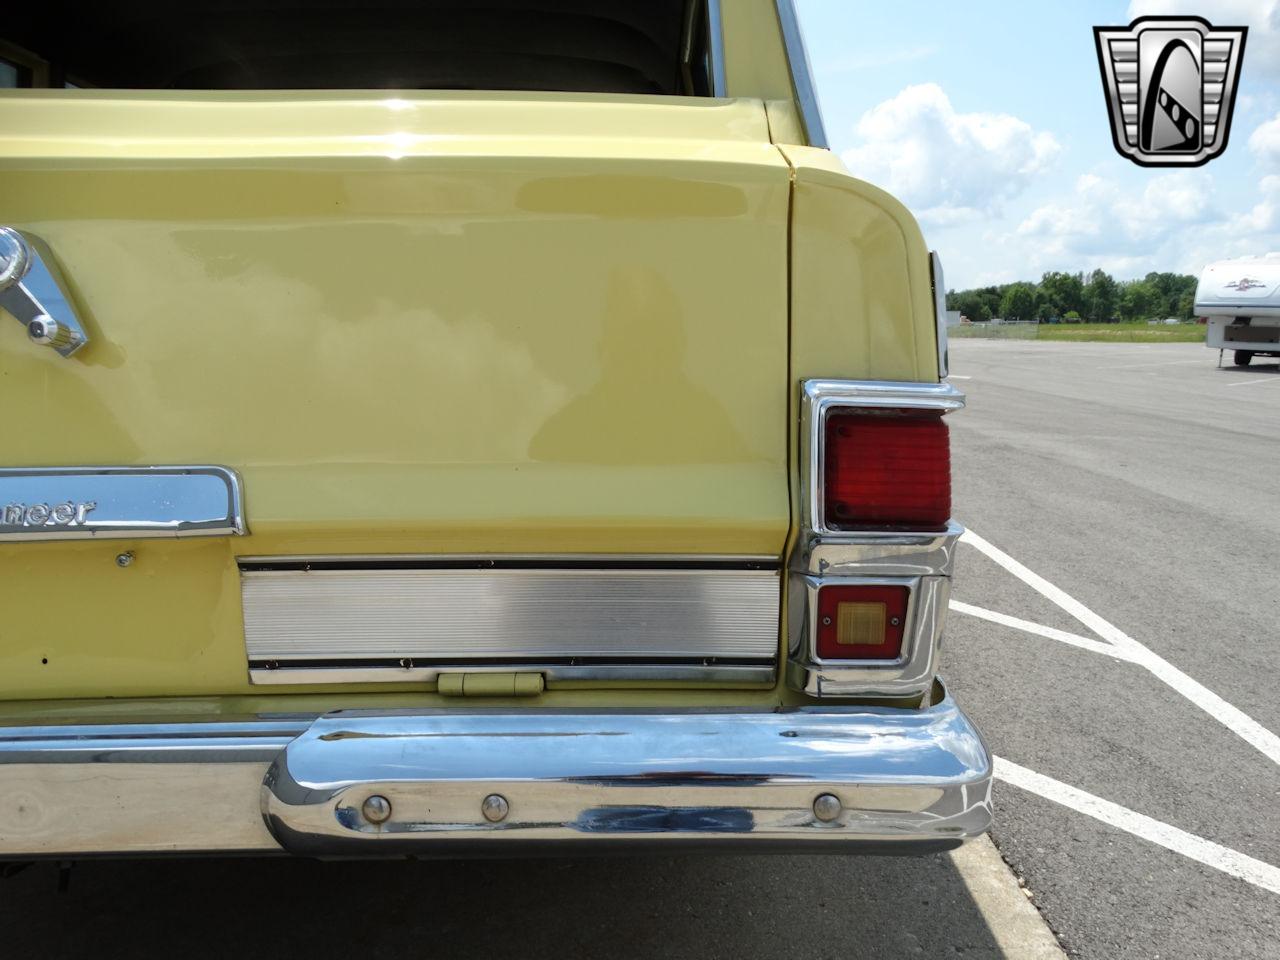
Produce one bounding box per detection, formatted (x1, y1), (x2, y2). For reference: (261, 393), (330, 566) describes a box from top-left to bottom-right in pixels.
(794, 0), (1280, 289)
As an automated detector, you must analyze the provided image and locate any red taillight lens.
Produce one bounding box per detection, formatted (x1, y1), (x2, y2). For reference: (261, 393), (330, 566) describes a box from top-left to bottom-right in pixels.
(815, 584), (909, 660)
(824, 410), (950, 530)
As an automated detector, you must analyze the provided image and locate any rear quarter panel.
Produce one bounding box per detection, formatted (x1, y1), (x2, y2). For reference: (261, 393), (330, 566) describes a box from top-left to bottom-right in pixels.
(780, 145), (941, 384)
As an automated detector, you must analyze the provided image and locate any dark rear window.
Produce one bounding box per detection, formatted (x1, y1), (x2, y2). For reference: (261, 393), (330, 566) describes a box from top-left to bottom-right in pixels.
(1, 0), (717, 95)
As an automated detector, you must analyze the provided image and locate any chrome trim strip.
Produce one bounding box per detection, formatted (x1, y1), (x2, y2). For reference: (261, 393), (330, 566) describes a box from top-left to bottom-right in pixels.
(0, 719), (308, 761)
(237, 553), (779, 568)
(794, 522), (963, 578)
(241, 567), (780, 675)
(931, 251), (950, 378)
(707, 0), (727, 97)
(774, 0), (829, 148)
(0, 466), (246, 542)
(803, 379), (966, 409)
(262, 683), (992, 855)
(249, 663), (775, 686)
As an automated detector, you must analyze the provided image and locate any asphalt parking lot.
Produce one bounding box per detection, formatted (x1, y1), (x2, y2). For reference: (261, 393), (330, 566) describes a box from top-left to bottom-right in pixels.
(944, 338), (1280, 959)
(2, 338), (1277, 959)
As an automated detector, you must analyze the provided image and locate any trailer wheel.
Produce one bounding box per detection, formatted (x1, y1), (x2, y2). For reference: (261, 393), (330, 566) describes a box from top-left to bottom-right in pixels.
(1234, 350), (1254, 367)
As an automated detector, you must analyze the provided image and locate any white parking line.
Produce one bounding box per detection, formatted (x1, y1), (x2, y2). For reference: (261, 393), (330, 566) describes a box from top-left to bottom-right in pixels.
(952, 532), (1280, 896)
(959, 528), (1280, 767)
(949, 600), (1135, 661)
(958, 529), (1137, 648)
(995, 757), (1280, 897)
(949, 375), (973, 380)
(1226, 376), (1280, 387)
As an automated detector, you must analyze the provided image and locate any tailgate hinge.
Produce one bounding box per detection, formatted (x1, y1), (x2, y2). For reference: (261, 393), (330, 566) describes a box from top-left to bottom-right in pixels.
(437, 672), (545, 697)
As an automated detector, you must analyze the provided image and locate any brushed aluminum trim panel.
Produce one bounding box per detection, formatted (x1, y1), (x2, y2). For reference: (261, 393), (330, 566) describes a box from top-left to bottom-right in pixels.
(242, 567), (780, 666)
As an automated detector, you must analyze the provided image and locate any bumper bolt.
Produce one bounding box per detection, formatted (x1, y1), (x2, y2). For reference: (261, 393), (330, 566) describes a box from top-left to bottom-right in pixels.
(361, 794), (392, 824)
(481, 793), (509, 823)
(115, 551), (134, 568)
(813, 793), (842, 822)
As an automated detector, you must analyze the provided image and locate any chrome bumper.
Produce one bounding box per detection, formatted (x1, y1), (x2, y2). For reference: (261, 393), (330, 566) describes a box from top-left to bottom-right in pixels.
(0, 684), (992, 858)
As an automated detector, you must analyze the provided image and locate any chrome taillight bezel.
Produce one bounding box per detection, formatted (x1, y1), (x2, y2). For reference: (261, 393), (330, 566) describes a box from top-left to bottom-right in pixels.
(789, 380), (965, 699)
(787, 573), (950, 698)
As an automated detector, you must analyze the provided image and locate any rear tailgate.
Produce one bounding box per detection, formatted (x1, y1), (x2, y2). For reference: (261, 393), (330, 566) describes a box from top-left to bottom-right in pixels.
(0, 92), (792, 699)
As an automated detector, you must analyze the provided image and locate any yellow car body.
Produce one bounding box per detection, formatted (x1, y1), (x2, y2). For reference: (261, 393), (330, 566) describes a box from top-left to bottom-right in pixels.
(0, 0), (987, 858)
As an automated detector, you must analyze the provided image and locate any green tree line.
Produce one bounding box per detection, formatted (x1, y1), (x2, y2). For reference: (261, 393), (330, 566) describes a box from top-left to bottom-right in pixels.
(946, 270), (1199, 323)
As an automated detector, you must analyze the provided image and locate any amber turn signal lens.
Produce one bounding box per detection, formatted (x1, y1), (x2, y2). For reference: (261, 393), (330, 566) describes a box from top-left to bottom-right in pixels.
(836, 600), (886, 646)
(816, 584), (909, 660)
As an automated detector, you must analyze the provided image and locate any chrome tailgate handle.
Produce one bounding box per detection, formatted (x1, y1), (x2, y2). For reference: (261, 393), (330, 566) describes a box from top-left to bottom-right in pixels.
(0, 227), (90, 357)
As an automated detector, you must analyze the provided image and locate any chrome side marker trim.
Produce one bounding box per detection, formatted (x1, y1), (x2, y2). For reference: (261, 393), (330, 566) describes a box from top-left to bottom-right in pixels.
(0, 466), (246, 541)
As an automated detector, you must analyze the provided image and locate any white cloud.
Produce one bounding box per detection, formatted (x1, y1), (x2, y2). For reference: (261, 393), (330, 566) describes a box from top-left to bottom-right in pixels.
(840, 83), (1060, 225)
(1127, 0), (1280, 77)
(941, 172), (1280, 287)
(1234, 173), (1280, 231)
(1019, 171), (1216, 249)
(1250, 111), (1280, 164)
(1001, 170), (1280, 280)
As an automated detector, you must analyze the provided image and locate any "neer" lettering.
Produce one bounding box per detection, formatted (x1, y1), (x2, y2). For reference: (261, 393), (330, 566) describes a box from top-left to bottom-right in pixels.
(1, 501), (96, 527)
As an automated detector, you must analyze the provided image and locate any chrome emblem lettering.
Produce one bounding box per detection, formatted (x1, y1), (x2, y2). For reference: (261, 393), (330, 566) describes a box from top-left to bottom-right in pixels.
(0, 466), (246, 542)
(2, 500), (95, 527)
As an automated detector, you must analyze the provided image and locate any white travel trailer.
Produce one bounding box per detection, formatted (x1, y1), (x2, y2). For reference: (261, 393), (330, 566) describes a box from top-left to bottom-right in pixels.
(1196, 255), (1280, 366)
